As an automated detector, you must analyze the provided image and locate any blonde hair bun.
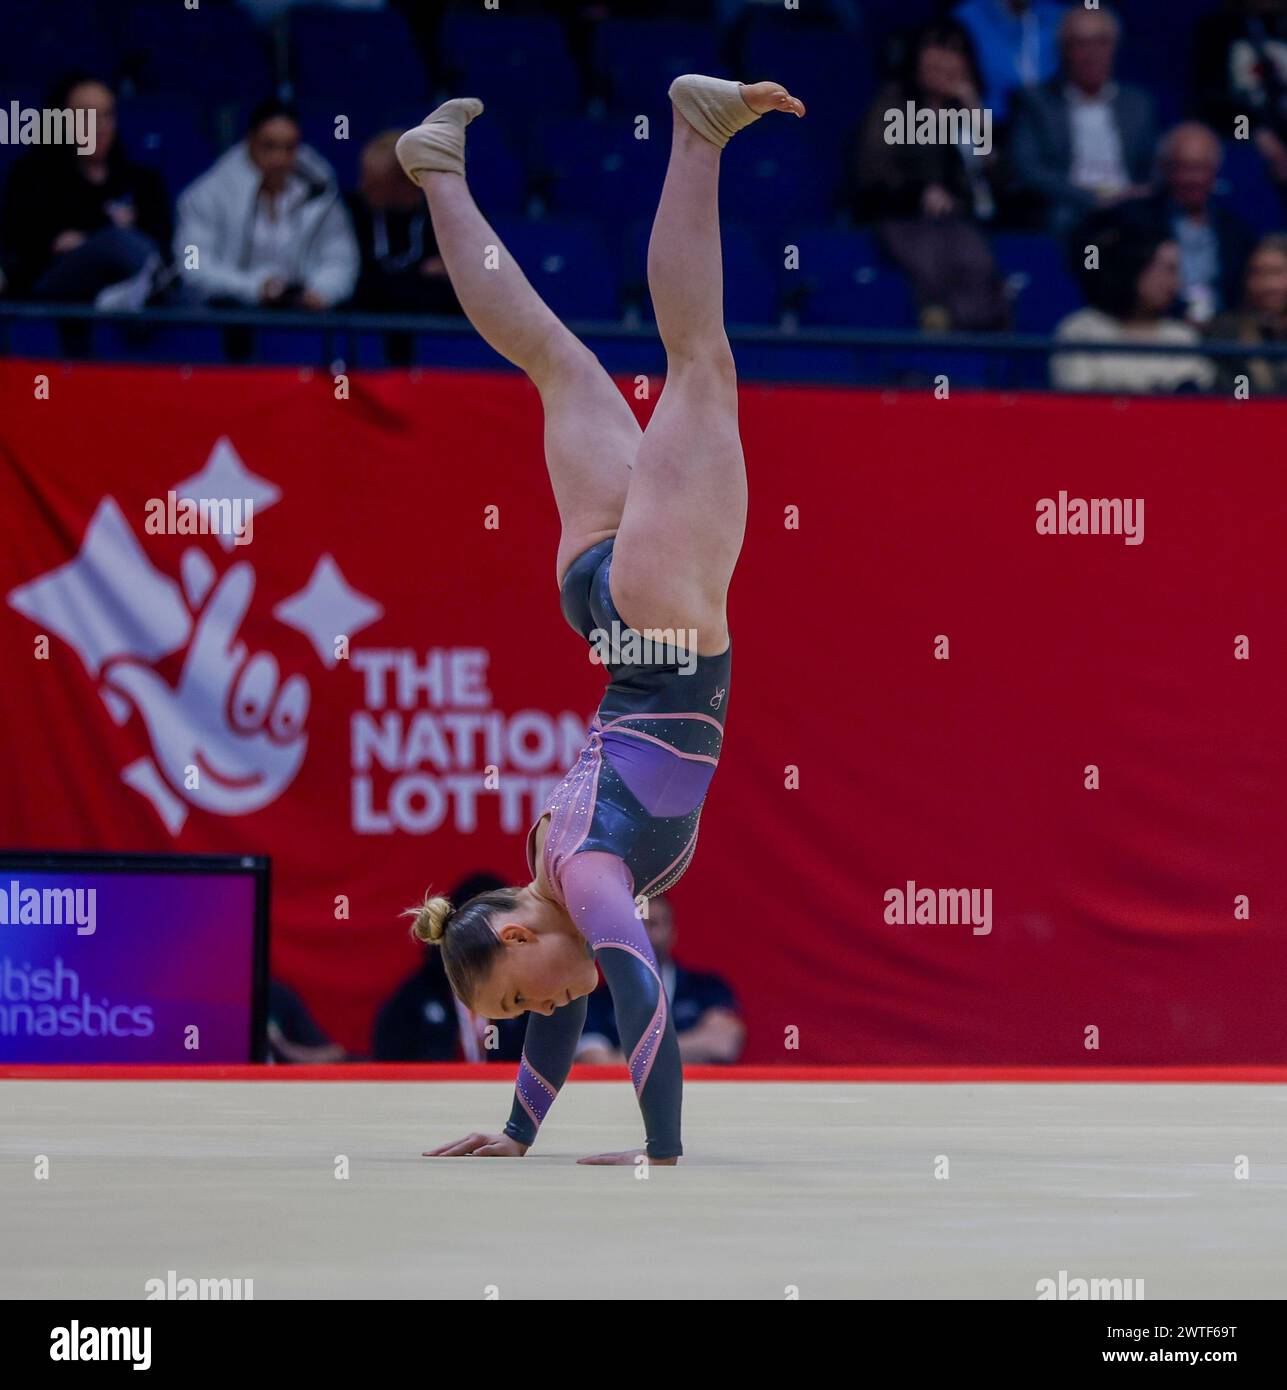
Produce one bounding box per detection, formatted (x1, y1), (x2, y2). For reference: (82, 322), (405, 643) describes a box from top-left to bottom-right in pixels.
(406, 894), (453, 945)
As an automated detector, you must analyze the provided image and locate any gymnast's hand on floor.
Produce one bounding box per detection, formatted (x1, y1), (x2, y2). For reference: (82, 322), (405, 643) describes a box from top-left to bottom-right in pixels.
(423, 1132), (529, 1157)
(577, 1150), (678, 1166)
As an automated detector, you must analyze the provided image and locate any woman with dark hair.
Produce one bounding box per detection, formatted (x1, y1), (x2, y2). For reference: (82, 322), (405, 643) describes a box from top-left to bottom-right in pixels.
(851, 20), (1008, 331)
(1052, 214), (1216, 392)
(1208, 232), (1287, 394)
(0, 74), (170, 303)
(173, 97), (358, 310)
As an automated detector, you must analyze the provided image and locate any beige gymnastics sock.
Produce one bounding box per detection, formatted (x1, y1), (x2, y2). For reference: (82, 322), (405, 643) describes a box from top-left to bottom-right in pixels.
(395, 98), (484, 182)
(667, 74), (759, 149)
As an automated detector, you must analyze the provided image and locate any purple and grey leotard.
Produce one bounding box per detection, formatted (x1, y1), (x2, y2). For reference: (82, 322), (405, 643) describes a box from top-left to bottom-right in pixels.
(502, 538), (731, 1159)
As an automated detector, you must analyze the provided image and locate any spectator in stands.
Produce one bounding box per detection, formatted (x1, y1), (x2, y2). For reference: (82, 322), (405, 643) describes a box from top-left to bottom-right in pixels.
(1052, 216), (1216, 393)
(853, 21), (1009, 330)
(954, 0), (1066, 122)
(1009, 5), (1155, 238)
(1196, 0), (1287, 198)
(1141, 122), (1257, 324)
(1208, 232), (1287, 393)
(0, 74), (170, 306)
(373, 872), (525, 1063)
(174, 99), (358, 310)
(266, 979), (347, 1064)
(575, 894), (744, 1067)
(346, 131), (460, 315)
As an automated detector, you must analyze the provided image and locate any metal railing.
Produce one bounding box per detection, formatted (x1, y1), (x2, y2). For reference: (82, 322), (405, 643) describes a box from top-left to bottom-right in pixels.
(2, 301), (1285, 390)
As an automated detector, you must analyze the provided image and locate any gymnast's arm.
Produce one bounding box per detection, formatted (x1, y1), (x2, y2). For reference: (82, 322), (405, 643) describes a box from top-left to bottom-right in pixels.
(501, 995), (588, 1151)
(557, 851), (683, 1160)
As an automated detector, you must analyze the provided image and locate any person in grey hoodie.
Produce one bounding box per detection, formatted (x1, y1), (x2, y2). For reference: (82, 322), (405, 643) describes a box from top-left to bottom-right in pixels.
(174, 99), (358, 309)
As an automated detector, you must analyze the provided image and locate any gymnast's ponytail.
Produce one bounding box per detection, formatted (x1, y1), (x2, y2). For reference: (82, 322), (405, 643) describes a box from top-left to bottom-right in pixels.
(403, 885), (521, 1007)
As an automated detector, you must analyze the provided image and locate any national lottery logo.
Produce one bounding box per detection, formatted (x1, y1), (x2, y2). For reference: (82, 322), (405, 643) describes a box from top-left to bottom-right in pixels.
(6, 437), (383, 835)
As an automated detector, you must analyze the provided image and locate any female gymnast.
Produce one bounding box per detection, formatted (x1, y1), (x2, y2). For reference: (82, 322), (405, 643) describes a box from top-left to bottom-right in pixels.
(399, 75), (804, 1165)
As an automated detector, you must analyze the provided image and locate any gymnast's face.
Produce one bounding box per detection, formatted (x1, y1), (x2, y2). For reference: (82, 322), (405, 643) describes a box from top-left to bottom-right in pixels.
(474, 921), (599, 1021)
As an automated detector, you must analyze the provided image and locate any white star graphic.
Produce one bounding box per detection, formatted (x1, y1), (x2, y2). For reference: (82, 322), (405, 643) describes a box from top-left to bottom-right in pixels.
(273, 555), (382, 667)
(173, 437), (281, 552)
(6, 497), (192, 676)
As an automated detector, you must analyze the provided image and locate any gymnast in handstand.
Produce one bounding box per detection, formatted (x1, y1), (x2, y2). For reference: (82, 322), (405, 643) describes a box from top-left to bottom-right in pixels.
(400, 75), (804, 1164)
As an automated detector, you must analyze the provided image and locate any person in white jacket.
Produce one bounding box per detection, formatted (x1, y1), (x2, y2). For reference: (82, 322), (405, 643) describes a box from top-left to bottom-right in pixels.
(174, 99), (358, 309)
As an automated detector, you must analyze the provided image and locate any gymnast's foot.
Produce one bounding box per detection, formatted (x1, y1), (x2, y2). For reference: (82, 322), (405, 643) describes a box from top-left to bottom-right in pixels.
(668, 74), (805, 148)
(395, 97), (484, 184)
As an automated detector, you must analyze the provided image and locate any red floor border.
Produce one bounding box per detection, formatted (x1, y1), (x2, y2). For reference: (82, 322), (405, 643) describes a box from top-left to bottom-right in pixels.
(1, 1064), (1284, 1082)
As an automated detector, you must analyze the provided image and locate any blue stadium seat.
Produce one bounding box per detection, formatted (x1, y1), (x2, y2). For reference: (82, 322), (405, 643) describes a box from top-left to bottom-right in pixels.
(732, 343), (860, 384)
(720, 118), (843, 224)
(119, 96), (216, 202)
(619, 220), (780, 325)
(740, 15), (874, 137)
(861, 0), (949, 50)
(416, 334), (514, 372)
(119, 1), (270, 100)
(440, 13), (580, 127)
(1115, 0), (1220, 130)
(591, 339), (667, 381)
(461, 118), (528, 217)
(593, 19), (726, 117)
(253, 329), (329, 366)
(490, 217), (620, 322)
(991, 233), (1084, 333)
(2, 320), (64, 358)
(91, 322), (226, 365)
(290, 5), (429, 108)
(0, 1), (117, 90)
(782, 225), (917, 329)
(533, 116), (668, 222)
(1217, 141), (1285, 238)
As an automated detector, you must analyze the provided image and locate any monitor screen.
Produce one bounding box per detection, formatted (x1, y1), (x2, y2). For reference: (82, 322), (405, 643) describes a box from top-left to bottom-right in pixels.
(0, 852), (269, 1064)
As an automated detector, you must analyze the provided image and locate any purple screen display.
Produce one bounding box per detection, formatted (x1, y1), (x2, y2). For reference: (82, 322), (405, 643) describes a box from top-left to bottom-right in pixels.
(0, 870), (258, 1063)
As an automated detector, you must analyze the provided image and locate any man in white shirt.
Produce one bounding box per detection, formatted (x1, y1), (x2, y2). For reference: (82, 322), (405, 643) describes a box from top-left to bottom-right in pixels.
(1010, 5), (1156, 237)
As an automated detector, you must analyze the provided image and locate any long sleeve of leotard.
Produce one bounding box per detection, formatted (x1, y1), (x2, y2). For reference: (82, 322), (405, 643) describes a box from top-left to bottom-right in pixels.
(501, 852), (683, 1158)
(502, 995), (587, 1149)
(564, 852), (683, 1159)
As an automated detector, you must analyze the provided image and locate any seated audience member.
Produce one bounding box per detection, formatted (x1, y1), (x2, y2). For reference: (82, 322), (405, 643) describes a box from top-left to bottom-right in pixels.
(373, 873), (525, 1063)
(345, 131), (460, 314)
(575, 894), (744, 1067)
(1208, 232), (1287, 393)
(0, 74), (170, 305)
(1010, 5), (1154, 237)
(1052, 217), (1216, 393)
(1196, 0), (1287, 197)
(1139, 123), (1256, 324)
(853, 21), (1008, 330)
(174, 99), (358, 309)
(954, 0), (1066, 122)
(266, 979), (347, 1064)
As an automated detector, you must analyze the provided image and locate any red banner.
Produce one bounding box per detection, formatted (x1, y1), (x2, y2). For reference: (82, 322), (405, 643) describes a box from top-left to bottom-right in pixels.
(1, 362), (1283, 1062)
